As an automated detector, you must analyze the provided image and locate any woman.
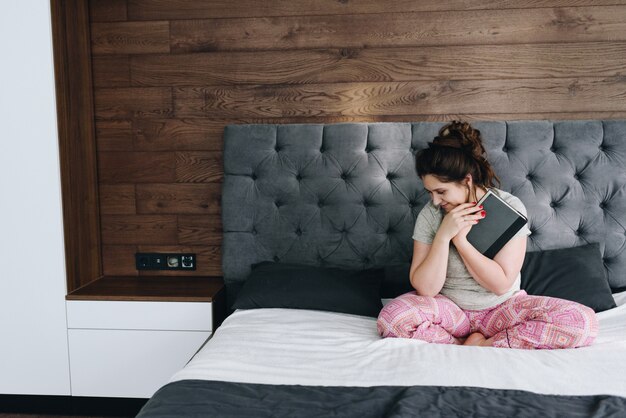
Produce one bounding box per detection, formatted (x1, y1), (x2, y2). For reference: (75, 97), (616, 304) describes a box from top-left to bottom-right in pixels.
(377, 121), (598, 349)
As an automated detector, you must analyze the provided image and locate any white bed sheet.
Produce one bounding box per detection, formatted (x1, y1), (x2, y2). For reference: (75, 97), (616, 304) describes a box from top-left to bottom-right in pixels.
(171, 291), (626, 397)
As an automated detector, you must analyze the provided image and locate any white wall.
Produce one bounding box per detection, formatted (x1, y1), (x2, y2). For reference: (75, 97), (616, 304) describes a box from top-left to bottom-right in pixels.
(0, 1), (71, 395)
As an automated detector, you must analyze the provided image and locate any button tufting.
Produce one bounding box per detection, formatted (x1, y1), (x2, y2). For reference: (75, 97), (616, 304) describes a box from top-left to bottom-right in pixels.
(273, 256), (280, 262)
(365, 146), (371, 153)
(251, 173), (257, 180)
(549, 202), (556, 208)
(318, 201), (324, 208)
(526, 174), (533, 180)
(295, 228), (302, 236)
(574, 173), (580, 180)
(296, 174), (302, 181)
(341, 173), (348, 180)
(275, 201), (282, 208)
(252, 228), (257, 235)
(363, 201), (370, 207)
(275, 146), (281, 152)
(363, 257), (370, 264)
(502, 146), (508, 152)
(600, 202), (607, 209)
(320, 146), (325, 153)
(409, 202), (415, 208)
(550, 146), (557, 152)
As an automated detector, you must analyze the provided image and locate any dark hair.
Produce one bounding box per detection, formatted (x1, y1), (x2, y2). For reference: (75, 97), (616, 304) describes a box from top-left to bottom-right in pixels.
(415, 121), (500, 189)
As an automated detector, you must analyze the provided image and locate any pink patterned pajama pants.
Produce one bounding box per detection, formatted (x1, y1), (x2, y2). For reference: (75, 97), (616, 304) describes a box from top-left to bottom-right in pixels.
(377, 290), (598, 349)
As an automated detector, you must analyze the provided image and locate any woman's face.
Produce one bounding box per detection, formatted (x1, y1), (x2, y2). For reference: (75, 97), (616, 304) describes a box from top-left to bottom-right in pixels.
(422, 174), (469, 212)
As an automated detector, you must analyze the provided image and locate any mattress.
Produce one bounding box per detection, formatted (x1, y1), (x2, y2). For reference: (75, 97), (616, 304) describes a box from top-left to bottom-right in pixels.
(170, 291), (626, 397)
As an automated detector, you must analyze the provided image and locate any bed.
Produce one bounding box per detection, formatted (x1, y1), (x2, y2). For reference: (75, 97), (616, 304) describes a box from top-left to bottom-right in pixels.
(137, 120), (626, 417)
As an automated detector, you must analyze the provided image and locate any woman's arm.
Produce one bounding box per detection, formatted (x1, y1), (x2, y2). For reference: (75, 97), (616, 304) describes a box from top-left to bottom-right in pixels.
(409, 236), (450, 297)
(452, 234), (527, 295)
(410, 202), (485, 296)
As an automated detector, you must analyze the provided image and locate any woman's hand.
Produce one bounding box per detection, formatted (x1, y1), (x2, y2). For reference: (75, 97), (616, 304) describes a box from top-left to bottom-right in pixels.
(437, 203), (485, 241)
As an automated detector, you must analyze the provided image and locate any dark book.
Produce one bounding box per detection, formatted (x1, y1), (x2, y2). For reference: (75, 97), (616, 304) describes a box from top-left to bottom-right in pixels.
(466, 190), (528, 259)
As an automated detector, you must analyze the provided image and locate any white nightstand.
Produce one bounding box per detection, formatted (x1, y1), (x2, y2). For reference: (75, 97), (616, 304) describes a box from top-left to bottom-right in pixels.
(65, 276), (224, 398)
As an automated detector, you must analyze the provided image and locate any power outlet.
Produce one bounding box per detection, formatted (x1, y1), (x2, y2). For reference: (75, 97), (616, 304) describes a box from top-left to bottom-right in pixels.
(135, 253), (196, 271)
(181, 255), (195, 269)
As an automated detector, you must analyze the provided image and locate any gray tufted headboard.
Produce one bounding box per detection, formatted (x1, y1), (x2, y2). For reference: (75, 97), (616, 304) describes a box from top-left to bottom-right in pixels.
(222, 120), (626, 301)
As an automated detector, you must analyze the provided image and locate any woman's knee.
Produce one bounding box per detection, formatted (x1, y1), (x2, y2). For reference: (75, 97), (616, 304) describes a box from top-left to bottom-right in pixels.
(377, 293), (434, 338)
(377, 293), (469, 340)
(572, 304), (599, 346)
(548, 303), (599, 348)
(500, 298), (599, 349)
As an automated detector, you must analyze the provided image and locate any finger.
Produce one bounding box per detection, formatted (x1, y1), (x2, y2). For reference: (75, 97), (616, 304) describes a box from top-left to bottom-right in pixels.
(462, 204), (484, 215)
(463, 214), (481, 224)
(454, 209), (483, 221)
(453, 211), (475, 222)
(450, 202), (477, 213)
(469, 210), (487, 220)
(459, 211), (484, 223)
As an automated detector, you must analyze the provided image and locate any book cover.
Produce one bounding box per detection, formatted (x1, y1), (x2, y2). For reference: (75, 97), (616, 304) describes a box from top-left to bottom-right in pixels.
(466, 190), (528, 259)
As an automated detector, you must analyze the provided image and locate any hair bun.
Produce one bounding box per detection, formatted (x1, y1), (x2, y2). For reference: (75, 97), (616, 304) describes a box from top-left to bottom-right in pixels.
(434, 120), (485, 158)
(416, 120), (500, 189)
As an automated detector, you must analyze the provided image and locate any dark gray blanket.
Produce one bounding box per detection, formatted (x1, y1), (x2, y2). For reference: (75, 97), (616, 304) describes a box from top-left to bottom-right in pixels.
(137, 380), (626, 417)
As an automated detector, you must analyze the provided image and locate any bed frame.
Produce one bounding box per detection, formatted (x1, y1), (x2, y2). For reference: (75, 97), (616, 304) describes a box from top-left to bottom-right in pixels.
(137, 119), (626, 417)
(222, 120), (626, 305)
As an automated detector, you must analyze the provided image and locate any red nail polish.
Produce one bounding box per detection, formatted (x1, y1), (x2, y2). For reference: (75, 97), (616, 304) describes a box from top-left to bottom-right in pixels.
(479, 205), (483, 209)
(481, 210), (486, 217)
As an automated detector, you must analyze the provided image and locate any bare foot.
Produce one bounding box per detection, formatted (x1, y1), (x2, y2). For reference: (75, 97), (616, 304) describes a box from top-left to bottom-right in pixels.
(463, 332), (489, 346)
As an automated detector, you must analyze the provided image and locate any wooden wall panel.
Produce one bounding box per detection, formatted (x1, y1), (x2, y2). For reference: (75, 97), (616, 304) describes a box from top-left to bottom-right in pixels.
(129, 43), (626, 87)
(94, 87), (172, 119)
(88, 0), (626, 278)
(175, 152), (223, 183)
(90, 0), (127, 22)
(95, 120), (133, 151)
(102, 245), (137, 276)
(93, 56), (130, 87)
(127, 0), (626, 20)
(168, 7), (626, 53)
(173, 78), (626, 119)
(52, 0), (102, 292)
(99, 184), (136, 215)
(135, 184), (222, 214)
(101, 215), (178, 244)
(178, 216), (223, 246)
(91, 21), (170, 54)
(133, 119), (224, 150)
(98, 152), (176, 183)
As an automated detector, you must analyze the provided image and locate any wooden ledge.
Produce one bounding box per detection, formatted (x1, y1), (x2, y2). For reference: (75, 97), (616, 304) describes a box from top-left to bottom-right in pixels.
(66, 276), (224, 302)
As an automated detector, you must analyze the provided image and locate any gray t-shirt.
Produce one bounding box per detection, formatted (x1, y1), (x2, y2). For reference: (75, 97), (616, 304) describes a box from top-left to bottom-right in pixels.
(412, 188), (531, 310)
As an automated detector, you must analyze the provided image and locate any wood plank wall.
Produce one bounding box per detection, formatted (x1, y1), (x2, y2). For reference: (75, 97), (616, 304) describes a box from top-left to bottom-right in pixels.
(89, 0), (626, 277)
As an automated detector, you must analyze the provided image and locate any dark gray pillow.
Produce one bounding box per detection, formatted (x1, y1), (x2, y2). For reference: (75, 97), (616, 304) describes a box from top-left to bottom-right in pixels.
(233, 262), (383, 317)
(521, 243), (616, 312)
(381, 264), (413, 298)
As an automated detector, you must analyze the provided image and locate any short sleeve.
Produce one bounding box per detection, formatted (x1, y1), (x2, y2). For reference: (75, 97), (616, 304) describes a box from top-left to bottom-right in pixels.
(412, 204), (439, 244)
